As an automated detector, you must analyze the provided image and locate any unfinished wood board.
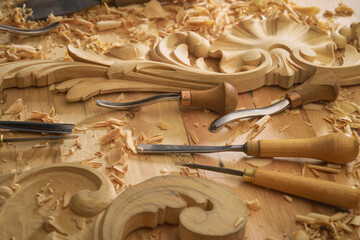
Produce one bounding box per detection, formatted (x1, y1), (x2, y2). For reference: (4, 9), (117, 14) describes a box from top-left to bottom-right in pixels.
(0, 163), (116, 239)
(94, 175), (247, 240)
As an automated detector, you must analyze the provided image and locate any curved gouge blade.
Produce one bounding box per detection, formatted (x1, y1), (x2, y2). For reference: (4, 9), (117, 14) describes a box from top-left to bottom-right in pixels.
(209, 99), (290, 132)
(97, 82), (238, 114)
(96, 93), (180, 110)
(2, 135), (78, 143)
(0, 22), (60, 35)
(138, 144), (245, 154)
(209, 69), (339, 132)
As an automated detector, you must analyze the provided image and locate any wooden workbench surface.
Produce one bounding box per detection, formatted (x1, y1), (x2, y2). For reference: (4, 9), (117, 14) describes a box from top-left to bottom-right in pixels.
(0, 0), (360, 239)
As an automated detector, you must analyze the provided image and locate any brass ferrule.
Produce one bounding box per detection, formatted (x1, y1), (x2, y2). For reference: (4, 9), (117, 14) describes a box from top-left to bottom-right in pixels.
(0, 134), (3, 147)
(243, 168), (256, 183)
(286, 91), (302, 108)
(180, 91), (191, 107)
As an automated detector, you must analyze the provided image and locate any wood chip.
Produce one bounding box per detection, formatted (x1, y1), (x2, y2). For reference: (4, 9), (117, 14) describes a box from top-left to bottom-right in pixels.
(233, 216), (244, 227)
(62, 191), (72, 208)
(160, 167), (168, 174)
(189, 130), (199, 144)
(100, 128), (122, 144)
(350, 215), (360, 226)
(307, 164), (341, 174)
(283, 195), (293, 202)
(245, 199), (261, 210)
(157, 121), (170, 130)
(125, 130), (137, 153)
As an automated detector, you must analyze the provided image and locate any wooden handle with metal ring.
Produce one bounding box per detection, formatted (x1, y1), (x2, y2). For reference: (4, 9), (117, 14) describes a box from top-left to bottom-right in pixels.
(286, 69), (339, 108)
(243, 168), (360, 209)
(246, 133), (359, 164)
(180, 82), (238, 115)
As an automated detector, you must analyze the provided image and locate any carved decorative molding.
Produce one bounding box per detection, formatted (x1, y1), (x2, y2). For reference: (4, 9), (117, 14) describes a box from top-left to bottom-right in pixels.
(0, 163), (116, 239)
(0, 18), (359, 101)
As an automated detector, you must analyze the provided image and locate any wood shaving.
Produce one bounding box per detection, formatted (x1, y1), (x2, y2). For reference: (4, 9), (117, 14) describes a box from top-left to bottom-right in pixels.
(160, 167), (168, 174)
(110, 173), (125, 185)
(245, 199), (261, 210)
(96, 20), (122, 31)
(73, 126), (88, 132)
(62, 191), (72, 208)
(307, 164), (341, 174)
(33, 143), (49, 148)
(246, 158), (272, 168)
(144, 134), (164, 144)
(157, 121), (170, 130)
(283, 195), (293, 202)
(125, 130), (137, 153)
(248, 115), (270, 139)
(233, 216), (244, 227)
(112, 165), (126, 177)
(193, 122), (200, 128)
(100, 128), (122, 144)
(295, 211), (359, 239)
(4, 98), (24, 115)
(143, 0), (167, 19)
(334, 2), (354, 16)
(36, 193), (54, 206)
(189, 130), (199, 144)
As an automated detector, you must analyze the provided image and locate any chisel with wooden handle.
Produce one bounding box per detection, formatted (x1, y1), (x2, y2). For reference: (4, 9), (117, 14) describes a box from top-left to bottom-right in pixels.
(209, 69), (339, 132)
(176, 162), (360, 209)
(97, 82), (238, 115)
(138, 133), (359, 164)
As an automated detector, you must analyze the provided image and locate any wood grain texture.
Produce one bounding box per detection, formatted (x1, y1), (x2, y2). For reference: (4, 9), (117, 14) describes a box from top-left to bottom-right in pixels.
(95, 175), (247, 240)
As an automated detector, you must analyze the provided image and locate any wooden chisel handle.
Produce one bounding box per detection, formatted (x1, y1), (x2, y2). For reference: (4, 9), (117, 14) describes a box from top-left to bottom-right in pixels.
(246, 133), (359, 164)
(286, 69), (339, 108)
(243, 168), (360, 209)
(179, 82), (238, 115)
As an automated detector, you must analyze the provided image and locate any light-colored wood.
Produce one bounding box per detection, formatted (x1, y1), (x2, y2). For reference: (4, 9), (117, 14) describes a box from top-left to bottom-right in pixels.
(0, 163), (116, 239)
(246, 133), (359, 164)
(94, 175), (247, 240)
(286, 69), (339, 108)
(246, 168), (360, 209)
(0, 0), (359, 239)
(183, 82), (238, 115)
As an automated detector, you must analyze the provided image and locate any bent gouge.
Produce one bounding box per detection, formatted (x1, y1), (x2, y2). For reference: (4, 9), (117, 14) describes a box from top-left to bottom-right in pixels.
(176, 162), (360, 209)
(209, 69), (339, 132)
(96, 82), (238, 115)
(138, 133), (359, 164)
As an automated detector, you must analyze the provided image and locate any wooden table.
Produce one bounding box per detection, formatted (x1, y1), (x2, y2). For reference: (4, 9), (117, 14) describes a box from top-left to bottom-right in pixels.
(0, 0), (359, 239)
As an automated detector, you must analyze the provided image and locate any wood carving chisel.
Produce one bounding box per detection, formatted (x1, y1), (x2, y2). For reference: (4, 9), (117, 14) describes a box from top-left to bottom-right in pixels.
(176, 162), (360, 209)
(209, 69), (339, 132)
(0, 134), (78, 145)
(137, 133), (359, 164)
(0, 121), (75, 134)
(96, 82), (238, 115)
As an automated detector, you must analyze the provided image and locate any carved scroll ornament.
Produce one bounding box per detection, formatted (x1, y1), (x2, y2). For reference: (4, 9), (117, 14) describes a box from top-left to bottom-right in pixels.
(0, 17), (359, 101)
